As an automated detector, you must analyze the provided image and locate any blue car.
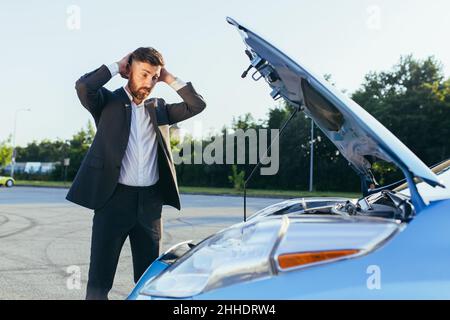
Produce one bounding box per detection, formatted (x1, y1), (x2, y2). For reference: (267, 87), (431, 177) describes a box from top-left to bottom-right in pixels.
(128, 17), (450, 300)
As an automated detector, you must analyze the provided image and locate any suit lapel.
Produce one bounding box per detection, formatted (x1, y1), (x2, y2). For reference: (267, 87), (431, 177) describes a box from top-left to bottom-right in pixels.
(116, 87), (132, 151)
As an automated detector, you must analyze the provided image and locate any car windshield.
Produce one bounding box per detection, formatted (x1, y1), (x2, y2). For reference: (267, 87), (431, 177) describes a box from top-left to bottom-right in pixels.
(397, 160), (450, 203)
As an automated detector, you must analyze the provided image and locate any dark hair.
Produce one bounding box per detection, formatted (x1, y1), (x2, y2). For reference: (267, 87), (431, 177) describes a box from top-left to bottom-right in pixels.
(130, 47), (165, 66)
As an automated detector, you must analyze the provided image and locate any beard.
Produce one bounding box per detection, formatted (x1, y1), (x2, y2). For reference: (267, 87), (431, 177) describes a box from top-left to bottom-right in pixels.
(128, 78), (152, 101)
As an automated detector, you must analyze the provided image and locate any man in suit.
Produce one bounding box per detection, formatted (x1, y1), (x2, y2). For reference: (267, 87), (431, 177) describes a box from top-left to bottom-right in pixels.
(66, 47), (206, 300)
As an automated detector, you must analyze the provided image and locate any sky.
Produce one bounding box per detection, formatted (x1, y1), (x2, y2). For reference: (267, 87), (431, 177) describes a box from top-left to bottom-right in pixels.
(0, 0), (449, 146)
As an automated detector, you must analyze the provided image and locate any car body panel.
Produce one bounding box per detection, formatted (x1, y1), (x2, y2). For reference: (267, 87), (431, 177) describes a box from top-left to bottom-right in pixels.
(128, 240), (195, 300)
(193, 199), (450, 299)
(248, 197), (352, 220)
(399, 162), (450, 203)
(131, 184), (450, 300)
(225, 16), (443, 192)
(127, 260), (170, 300)
(133, 199), (450, 299)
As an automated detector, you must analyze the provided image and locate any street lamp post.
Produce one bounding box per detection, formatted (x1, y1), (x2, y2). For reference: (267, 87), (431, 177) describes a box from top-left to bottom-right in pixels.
(63, 139), (71, 186)
(309, 118), (314, 192)
(11, 108), (31, 178)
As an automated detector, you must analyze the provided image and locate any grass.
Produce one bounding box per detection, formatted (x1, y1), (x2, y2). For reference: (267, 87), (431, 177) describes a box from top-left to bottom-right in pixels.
(179, 186), (359, 198)
(14, 179), (360, 199)
(15, 180), (71, 188)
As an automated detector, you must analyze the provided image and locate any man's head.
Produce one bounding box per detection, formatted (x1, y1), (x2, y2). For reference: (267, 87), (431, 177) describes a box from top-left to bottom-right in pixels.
(127, 47), (165, 101)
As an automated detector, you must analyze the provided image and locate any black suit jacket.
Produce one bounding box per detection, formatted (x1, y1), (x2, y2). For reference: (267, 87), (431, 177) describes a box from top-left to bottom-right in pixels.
(66, 64), (206, 210)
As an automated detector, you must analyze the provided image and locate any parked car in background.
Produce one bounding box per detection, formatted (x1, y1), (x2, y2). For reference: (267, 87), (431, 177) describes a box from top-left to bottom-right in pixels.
(0, 176), (15, 187)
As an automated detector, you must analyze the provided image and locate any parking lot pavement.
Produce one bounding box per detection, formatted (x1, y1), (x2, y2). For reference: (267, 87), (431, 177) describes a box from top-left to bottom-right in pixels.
(0, 187), (281, 300)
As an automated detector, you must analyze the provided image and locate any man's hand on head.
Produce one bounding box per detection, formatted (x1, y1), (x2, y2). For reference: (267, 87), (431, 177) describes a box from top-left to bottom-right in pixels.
(158, 67), (176, 85)
(117, 53), (132, 79)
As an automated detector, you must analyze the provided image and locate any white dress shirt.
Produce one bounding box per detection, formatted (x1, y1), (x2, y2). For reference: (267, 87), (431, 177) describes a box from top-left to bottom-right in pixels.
(107, 62), (187, 187)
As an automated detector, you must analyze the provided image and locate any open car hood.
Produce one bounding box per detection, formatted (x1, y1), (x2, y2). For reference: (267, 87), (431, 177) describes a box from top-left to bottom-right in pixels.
(227, 17), (443, 192)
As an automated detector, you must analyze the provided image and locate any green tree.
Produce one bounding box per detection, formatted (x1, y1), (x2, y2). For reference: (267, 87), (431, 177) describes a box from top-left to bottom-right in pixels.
(0, 136), (13, 167)
(65, 121), (96, 180)
(352, 55), (450, 183)
(228, 164), (245, 190)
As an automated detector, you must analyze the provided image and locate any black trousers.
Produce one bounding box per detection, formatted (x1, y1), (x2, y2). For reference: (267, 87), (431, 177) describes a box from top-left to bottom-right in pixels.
(86, 182), (163, 300)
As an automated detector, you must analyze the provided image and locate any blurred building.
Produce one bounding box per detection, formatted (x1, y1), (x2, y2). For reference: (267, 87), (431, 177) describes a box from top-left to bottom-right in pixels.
(0, 162), (57, 175)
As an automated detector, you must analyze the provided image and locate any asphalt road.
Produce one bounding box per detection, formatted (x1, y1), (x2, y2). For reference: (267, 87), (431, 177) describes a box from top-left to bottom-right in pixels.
(0, 186), (281, 300)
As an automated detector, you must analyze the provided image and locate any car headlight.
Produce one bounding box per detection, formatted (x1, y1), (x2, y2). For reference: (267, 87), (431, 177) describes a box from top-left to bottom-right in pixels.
(140, 218), (283, 298)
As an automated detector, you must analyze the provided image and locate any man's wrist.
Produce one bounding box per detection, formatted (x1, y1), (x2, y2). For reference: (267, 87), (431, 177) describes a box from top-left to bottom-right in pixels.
(169, 77), (187, 91)
(107, 62), (119, 77)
